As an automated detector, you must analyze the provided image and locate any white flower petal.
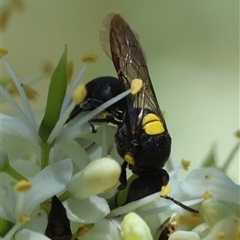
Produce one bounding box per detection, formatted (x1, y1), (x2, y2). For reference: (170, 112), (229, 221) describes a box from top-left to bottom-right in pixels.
(80, 219), (121, 240)
(68, 158), (120, 199)
(203, 215), (240, 240)
(202, 198), (238, 227)
(12, 159), (40, 178)
(63, 195), (110, 223)
(56, 139), (90, 170)
(15, 229), (51, 240)
(169, 231), (200, 240)
(109, 192), (160, 218)
(1, 114), (39, 161)
(79, 233), (111, 240)
(25, 209), (48, 234)
(180, 168), (240, 204)
(23, 159), (73, 214)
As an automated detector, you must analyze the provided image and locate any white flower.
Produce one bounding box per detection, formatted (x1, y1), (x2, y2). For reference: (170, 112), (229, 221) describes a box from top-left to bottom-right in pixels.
(0, 159), (73, 240)
(157, 167), (240, 240)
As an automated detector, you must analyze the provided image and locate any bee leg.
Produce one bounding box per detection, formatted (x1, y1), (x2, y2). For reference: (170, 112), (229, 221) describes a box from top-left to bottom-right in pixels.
(117, 161), (128, 190)
(88, 121), (97, 133)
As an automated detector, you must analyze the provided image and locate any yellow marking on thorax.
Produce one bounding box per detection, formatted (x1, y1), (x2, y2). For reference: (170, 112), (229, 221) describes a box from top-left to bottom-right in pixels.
(142, 113), (165, 135)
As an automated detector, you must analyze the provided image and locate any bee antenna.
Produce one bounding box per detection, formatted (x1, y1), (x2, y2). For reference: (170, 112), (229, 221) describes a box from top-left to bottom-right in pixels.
(161, 195), (199, 214)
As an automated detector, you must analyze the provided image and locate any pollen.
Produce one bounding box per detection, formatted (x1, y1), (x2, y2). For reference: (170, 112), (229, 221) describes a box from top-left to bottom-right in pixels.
(205, 174), (212, 180)
(181, 159), (190, 170)
(15, 180), (32, 192)
(203, 191), (213, 200)
(0, 48), (9, 56)
(161, 185), (172, 197)
(37, 212), (42, 217)
(131, 78), (143, 95)
(124, 154), (135, 165)
(18, 214), (31, 223)
(81, 54), (98, 63)
(77, 226), (90, 236)
(217, 231), (225, 238)
(67, 60), (74, 83)
(174, 215), (202, 226)
(235, 129), (240, 139)
(72, 84), (87, 104)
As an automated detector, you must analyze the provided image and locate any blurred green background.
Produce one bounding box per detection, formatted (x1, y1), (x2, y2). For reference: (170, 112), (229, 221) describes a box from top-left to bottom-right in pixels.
(2, 0), (239, 182)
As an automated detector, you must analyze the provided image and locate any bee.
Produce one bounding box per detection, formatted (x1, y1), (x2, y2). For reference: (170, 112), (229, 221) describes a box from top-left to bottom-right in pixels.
(100, 13), (172, 201)
(66, 76), (126, 127)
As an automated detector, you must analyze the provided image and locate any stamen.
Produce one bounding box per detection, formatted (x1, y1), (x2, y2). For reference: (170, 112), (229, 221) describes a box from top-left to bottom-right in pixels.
(0, 48), (9, 56)
(47, 101), (76, 143)
(18, 214), (30, 223)
(15, 180), (32, 192)
(81, 54), (98, 63)
(1, 55), (37, 129)
(61, 64), (87, 114)
(77, 226), (90, 236)
(0, 88), (40, 141)
(173, 214), (203, 226)
(181, 159), (190, 171)
(7, 82), (38, 100)
(67, 60), (74, 83)
(72, 84), (87, 104)
(203, 191), (213, 200)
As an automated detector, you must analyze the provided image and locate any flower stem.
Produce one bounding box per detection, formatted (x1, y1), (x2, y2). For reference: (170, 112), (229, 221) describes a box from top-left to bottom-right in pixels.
(40, 142), (54, 169)
(5, 164), (27, 181)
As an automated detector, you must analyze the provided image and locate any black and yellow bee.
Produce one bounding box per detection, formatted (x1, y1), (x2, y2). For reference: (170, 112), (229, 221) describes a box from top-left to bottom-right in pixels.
(66, 76), (126, 126)
(100, 13), (172, 203)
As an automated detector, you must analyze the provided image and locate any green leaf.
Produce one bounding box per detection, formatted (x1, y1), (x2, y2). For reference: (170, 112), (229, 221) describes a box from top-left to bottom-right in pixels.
(38, 46), (68, 142)
(0, 78), (12, 87)
(0, 217), (14, 237)
(201, 147), (217, 167)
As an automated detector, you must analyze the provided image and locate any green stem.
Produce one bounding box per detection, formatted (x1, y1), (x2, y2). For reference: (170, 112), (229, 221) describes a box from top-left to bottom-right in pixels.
(40, 142), (54, 169)
(5, 164), (27, 181)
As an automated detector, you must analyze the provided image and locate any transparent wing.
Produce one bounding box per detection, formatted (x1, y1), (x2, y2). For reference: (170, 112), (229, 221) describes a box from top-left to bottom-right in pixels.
(100, 13), (167, 131)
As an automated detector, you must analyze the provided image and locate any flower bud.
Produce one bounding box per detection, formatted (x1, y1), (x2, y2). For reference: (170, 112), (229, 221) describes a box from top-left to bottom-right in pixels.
(121, 212), (153, 240)
(67, 158), (120, 199)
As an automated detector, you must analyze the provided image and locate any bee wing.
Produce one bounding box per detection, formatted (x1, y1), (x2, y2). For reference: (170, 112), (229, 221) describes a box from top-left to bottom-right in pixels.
(100, 13), (167, 130)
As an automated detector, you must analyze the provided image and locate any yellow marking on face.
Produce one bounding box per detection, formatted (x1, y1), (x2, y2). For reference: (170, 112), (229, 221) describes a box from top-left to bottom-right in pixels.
(130, 78), (143, 95)
(142, 113), (164, 135)
(124, 153), (135, 165)
(72, 84), (87, 104)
